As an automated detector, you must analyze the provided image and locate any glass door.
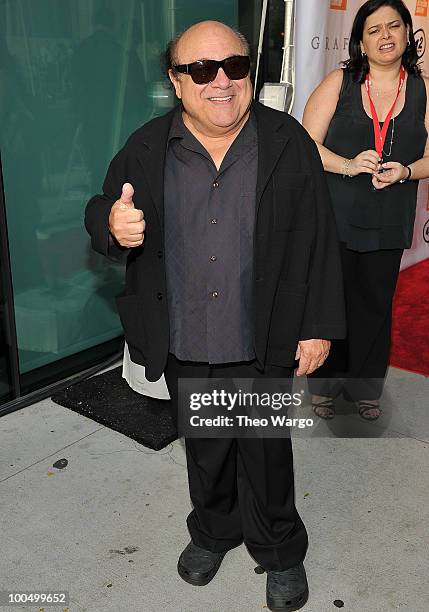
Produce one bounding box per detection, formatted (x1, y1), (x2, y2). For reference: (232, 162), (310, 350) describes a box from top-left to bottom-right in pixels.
(0, 0), (241, 404)
(0, 157), (19, 405)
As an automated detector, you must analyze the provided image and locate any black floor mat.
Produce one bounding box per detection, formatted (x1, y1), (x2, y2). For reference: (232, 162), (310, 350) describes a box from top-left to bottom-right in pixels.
(51, 367), (177, 451)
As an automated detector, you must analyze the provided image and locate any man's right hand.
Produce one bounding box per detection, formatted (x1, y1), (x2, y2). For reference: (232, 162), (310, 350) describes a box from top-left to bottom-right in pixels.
(108, 183), (145, 247)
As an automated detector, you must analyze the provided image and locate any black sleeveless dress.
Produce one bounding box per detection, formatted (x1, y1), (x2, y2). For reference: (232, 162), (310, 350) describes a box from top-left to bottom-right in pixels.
(324, 69), (427, 252)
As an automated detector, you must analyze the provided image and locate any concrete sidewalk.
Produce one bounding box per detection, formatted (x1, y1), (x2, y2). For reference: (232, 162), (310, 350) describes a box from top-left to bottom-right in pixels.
(0, 366), (427, 612)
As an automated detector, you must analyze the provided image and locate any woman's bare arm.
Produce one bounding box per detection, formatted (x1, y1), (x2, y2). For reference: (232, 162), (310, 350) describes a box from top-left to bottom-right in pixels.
(302, 69), (379, 176)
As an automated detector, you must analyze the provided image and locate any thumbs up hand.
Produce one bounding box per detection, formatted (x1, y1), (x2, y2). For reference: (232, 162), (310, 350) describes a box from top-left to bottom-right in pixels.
(118, 182), (135, 209)
(109, 183), (145, 247)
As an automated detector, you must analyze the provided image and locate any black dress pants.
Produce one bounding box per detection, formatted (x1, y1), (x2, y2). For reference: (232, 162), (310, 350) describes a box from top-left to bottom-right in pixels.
(309, 243), (403, 400)
(164, 354), (308, 571)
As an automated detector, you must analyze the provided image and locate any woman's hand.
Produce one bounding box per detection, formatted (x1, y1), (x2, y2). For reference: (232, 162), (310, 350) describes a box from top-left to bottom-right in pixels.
(371, 162), (409, 189)
(348, 150), (380, 176)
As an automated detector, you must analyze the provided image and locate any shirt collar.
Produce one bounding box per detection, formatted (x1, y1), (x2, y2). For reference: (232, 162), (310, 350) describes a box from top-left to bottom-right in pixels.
(167, 106), (187, 142)
(167, 105), (257, 145)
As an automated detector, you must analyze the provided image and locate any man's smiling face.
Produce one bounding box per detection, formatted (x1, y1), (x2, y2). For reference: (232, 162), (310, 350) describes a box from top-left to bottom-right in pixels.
(169, 21), (253, 138)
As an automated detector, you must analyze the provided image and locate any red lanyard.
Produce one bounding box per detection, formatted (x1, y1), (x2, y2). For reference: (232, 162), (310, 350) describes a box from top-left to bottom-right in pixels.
(364, 65), (406, 159)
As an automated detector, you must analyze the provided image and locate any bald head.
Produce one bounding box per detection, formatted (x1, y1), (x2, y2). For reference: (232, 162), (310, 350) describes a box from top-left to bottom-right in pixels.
(165, 21), (249, 76)
(178, 21), (249, 64)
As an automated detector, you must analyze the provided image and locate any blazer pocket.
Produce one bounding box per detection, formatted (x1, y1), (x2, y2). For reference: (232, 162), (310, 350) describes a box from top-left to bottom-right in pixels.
(115, 293), (146, 356)
(278, 172), (308, 189)
(273, 173), (308, 231)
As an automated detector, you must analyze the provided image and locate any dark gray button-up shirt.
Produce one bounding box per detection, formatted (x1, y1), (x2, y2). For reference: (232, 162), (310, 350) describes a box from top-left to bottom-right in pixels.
(164, 108), (258, 363)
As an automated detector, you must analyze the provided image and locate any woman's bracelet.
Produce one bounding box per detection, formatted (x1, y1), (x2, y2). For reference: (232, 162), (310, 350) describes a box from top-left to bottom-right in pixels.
(399, 165), (412, 183)
(341, 158), (353, 178)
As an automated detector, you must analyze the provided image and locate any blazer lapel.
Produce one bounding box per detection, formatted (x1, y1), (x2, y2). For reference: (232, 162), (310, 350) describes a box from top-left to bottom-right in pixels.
(253, 102), (291, 213)
(135, 107), (177, 231)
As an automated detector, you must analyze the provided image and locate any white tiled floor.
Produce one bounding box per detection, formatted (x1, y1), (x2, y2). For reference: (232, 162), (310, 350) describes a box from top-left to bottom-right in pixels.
(0, 366), (427, 612)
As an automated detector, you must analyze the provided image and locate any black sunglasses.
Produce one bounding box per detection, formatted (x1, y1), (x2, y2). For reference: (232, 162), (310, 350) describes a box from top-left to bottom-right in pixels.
(173, 55), (250, 85)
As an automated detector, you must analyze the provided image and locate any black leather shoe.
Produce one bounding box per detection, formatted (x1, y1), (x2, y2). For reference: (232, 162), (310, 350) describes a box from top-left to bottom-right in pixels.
(266, 563), (309, 611)
(177, 541), (226, 586)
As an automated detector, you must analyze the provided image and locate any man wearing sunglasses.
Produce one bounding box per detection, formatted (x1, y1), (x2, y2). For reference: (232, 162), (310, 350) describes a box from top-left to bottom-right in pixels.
(85, 20), (345, 612)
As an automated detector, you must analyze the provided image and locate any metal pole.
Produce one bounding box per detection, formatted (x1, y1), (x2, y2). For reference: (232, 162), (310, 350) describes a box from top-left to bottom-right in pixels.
(254, 0), (269, 100)
(280, 0), (295, 112)
(258, 0), (296, 113)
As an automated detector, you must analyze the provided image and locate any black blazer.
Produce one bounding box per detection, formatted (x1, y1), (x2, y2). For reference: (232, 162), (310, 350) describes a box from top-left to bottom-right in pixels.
(85, 101), (346, 381)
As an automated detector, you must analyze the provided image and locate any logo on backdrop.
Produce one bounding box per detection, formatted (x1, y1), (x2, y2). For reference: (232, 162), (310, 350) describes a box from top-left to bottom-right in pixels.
(423, 219), (429, 243)
(330, 0), (348, 10)
(311, 35), (350, 51)
(414, 28), (426, 59)
(415, 0), (428, 18)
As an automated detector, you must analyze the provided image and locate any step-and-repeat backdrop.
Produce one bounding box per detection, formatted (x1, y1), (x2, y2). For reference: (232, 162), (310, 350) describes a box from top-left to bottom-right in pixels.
(292, 0), (429, 268)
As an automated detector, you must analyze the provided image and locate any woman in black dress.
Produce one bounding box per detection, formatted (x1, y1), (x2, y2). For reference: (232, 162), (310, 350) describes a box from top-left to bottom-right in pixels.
(303, 0), (429, 420)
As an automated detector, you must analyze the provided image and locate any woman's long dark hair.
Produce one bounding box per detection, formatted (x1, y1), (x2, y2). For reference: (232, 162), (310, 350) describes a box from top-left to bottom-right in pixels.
(343, 0), (421, 82)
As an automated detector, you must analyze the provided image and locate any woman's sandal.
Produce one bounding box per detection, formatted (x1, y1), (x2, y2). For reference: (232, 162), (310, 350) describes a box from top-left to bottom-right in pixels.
(357, 400), (382, 421)
(312, 395), (335, 420)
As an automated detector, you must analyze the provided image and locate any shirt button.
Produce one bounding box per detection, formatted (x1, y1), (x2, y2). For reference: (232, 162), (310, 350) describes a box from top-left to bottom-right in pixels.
(211, 218), (217, 224)
(212, 181), (219, 188)
(157, 292), (163, 300)
(157, 250), (163, 259)
(210, 255), (217, 262)
(210, 291), (219, 299)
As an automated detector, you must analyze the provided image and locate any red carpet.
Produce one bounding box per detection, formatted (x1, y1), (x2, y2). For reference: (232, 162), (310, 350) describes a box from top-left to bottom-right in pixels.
(390, 258), (429, 376)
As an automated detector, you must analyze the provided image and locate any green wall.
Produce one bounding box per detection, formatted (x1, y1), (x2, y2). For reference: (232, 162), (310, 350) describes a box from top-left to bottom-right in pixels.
(0, 0), (238, 375)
